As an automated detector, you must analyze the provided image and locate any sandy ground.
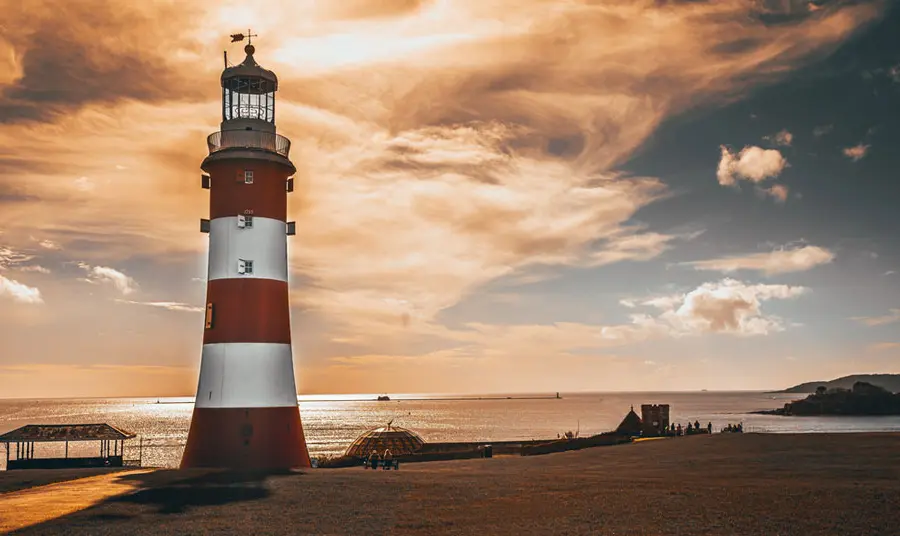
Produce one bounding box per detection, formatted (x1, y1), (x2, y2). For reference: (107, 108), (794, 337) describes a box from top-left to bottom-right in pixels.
(2, 433), (899, 535)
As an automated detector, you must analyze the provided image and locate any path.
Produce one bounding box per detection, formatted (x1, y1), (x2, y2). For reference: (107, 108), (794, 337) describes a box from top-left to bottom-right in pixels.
(0, 469), (153, 533)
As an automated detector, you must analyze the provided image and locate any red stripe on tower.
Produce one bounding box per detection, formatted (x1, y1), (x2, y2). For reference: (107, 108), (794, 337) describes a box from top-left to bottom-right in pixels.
(182, 38), (310, 470)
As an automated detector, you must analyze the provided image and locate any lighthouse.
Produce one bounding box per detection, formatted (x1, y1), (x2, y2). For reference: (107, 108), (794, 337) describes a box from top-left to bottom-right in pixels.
(181, 34), (311, 469)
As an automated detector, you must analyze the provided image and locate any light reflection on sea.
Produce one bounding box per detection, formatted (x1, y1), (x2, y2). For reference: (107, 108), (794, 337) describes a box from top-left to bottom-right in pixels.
(1, 391), (899, 470)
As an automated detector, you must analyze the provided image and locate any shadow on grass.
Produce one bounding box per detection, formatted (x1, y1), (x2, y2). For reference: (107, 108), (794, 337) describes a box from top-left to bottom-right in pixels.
(107, 468), (305, 515)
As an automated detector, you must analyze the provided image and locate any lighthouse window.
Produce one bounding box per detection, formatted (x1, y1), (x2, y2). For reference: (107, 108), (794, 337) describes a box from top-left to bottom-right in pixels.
(244, 170), (254, 184)
(237, 215), (253, 229)
(238, 259), (254, 275)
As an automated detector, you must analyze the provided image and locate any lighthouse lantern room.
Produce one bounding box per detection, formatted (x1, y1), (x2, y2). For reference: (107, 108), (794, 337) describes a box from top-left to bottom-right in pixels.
(181, 34), (310, 470)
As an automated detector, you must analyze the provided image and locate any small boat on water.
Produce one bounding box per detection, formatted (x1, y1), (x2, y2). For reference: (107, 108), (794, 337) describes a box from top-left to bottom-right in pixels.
(377, 395), (391, 401)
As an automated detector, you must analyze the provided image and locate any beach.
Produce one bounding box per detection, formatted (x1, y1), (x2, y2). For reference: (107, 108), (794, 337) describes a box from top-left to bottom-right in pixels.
(3, 432), (898, 535)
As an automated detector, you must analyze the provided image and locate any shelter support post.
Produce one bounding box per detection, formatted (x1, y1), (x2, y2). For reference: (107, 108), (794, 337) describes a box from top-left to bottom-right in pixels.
(65, 441), (68, 458)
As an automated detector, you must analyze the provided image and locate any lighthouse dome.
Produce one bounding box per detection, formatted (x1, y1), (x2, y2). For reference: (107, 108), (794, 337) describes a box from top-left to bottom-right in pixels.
(221, 44), (278, 88)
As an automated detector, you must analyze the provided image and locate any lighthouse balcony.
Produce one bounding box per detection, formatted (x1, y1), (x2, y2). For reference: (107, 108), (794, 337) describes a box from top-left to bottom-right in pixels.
(207, 129), (291, 159)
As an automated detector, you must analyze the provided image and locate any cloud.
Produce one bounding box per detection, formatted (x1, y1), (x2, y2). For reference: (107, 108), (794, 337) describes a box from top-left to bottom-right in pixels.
(764, 129), (793, 147)
(73, 177), (95, 191)
(842, 143), (870, 161)
(0, 246), (35, 269)
(683, 245), (835, 275)
(115, 299), (204, 313)
(38, 239), (60, 250)
(0, 1), (208, 124)
(18, 265), (51, 274)
(717, 145), (788, 186)
(0, 274), (43, 304)
(853, 309), (900, 327)
(640, 279), (808, 336)
(760, 184), (789, 203)
(78, 263), (138, 295)
(451, 279), (808, 355)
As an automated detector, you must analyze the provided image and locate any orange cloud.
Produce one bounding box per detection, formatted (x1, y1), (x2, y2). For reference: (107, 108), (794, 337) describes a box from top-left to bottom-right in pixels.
(684, 245), (835, 275)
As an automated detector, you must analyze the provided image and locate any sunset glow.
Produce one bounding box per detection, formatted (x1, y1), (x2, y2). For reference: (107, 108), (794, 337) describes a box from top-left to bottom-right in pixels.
(1, 0), (898, 398)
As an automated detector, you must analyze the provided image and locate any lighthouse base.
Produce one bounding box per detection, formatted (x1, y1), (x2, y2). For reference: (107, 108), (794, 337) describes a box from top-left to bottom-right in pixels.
(181, 406), (311, 469)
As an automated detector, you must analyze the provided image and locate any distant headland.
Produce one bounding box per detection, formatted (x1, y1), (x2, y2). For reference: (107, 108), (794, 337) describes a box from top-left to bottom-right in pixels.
(770, 374), (900, 394)
(756, 381), (900, 416)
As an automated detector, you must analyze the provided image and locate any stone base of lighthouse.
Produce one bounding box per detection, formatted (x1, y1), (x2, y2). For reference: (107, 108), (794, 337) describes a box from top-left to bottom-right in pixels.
(181, 406), (310, 469)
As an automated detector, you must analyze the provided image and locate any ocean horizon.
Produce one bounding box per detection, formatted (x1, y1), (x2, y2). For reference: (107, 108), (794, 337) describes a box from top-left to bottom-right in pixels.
(3, 391), (900, 470)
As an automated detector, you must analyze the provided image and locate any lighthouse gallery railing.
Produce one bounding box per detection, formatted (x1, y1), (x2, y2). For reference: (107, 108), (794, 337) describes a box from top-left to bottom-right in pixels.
(207, 130), (291, 158)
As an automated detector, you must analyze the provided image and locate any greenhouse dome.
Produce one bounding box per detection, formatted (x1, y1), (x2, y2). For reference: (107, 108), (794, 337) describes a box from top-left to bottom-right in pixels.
(345, 423), (426, 458)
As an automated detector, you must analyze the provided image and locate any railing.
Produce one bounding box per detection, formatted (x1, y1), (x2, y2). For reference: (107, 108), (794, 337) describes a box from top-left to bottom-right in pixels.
(207, 130), (291, 159)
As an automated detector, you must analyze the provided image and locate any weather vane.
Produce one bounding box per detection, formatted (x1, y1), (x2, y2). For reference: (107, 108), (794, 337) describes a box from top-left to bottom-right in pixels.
(229, 29), (258, 44)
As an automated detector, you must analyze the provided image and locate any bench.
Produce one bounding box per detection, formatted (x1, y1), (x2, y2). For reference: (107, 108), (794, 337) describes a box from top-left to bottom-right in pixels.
(363, 459), (400, 470)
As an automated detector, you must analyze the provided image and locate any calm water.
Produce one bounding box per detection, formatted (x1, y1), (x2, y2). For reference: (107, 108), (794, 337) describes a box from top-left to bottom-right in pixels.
(2, 391), (899, 470)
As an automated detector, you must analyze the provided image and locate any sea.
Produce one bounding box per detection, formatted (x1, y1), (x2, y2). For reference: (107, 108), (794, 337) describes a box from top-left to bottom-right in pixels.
(2, 391), (900, 470)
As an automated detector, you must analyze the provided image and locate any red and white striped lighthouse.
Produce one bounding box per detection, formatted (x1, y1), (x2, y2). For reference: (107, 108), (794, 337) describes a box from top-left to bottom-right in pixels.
(181, 36), (311, 469)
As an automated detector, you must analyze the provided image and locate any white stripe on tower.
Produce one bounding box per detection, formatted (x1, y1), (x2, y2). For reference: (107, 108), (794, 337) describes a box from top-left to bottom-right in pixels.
(195, 343), (298, 408)
(207, 216), (287, 282)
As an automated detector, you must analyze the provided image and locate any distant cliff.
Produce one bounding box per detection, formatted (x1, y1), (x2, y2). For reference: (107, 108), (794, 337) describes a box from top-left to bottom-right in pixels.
(757, 382), (900, 416)
(773, 374), (900, 394)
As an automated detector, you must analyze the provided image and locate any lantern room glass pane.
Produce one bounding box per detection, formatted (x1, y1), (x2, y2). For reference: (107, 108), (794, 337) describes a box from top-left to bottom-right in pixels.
(223, 78), (276, 123)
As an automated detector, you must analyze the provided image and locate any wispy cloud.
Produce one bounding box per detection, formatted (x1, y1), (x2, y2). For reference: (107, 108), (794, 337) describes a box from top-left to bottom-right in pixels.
(0, 246), (35, 269)
(37, 239), (61, 250)
(0, 274), (43, 304)
(682, 245), (835, 275)
(853, 309), (900, 327)
(78, 263), (138, 295)
(843, 143), (870, 161)
(115, 299), (204, 313)
(764, 129), (793, 147)
(760, 184), (789, 203)
(18, 265), (51, 274)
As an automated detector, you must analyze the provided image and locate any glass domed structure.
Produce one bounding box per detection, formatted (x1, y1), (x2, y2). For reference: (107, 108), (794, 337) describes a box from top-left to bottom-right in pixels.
(345, 423), (425, 458)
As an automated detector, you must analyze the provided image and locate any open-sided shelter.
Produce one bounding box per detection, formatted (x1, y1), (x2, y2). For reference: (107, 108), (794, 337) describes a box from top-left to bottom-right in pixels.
(1, 423), (136, 470)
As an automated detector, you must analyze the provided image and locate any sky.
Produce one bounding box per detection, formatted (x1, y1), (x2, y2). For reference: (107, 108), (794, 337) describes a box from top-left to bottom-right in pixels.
(0, 0), (899, 398)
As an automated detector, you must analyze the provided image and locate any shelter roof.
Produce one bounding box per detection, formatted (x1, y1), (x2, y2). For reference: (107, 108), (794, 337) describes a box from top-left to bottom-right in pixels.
(0, 423), (136, 442)
(345, 424), (426, 457)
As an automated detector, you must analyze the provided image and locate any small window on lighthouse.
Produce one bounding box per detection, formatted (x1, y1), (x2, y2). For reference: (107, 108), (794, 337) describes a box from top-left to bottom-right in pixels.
(238, 259), (254, 275)
(244, 170), (254, 184)
(237, 215), (253, 229)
